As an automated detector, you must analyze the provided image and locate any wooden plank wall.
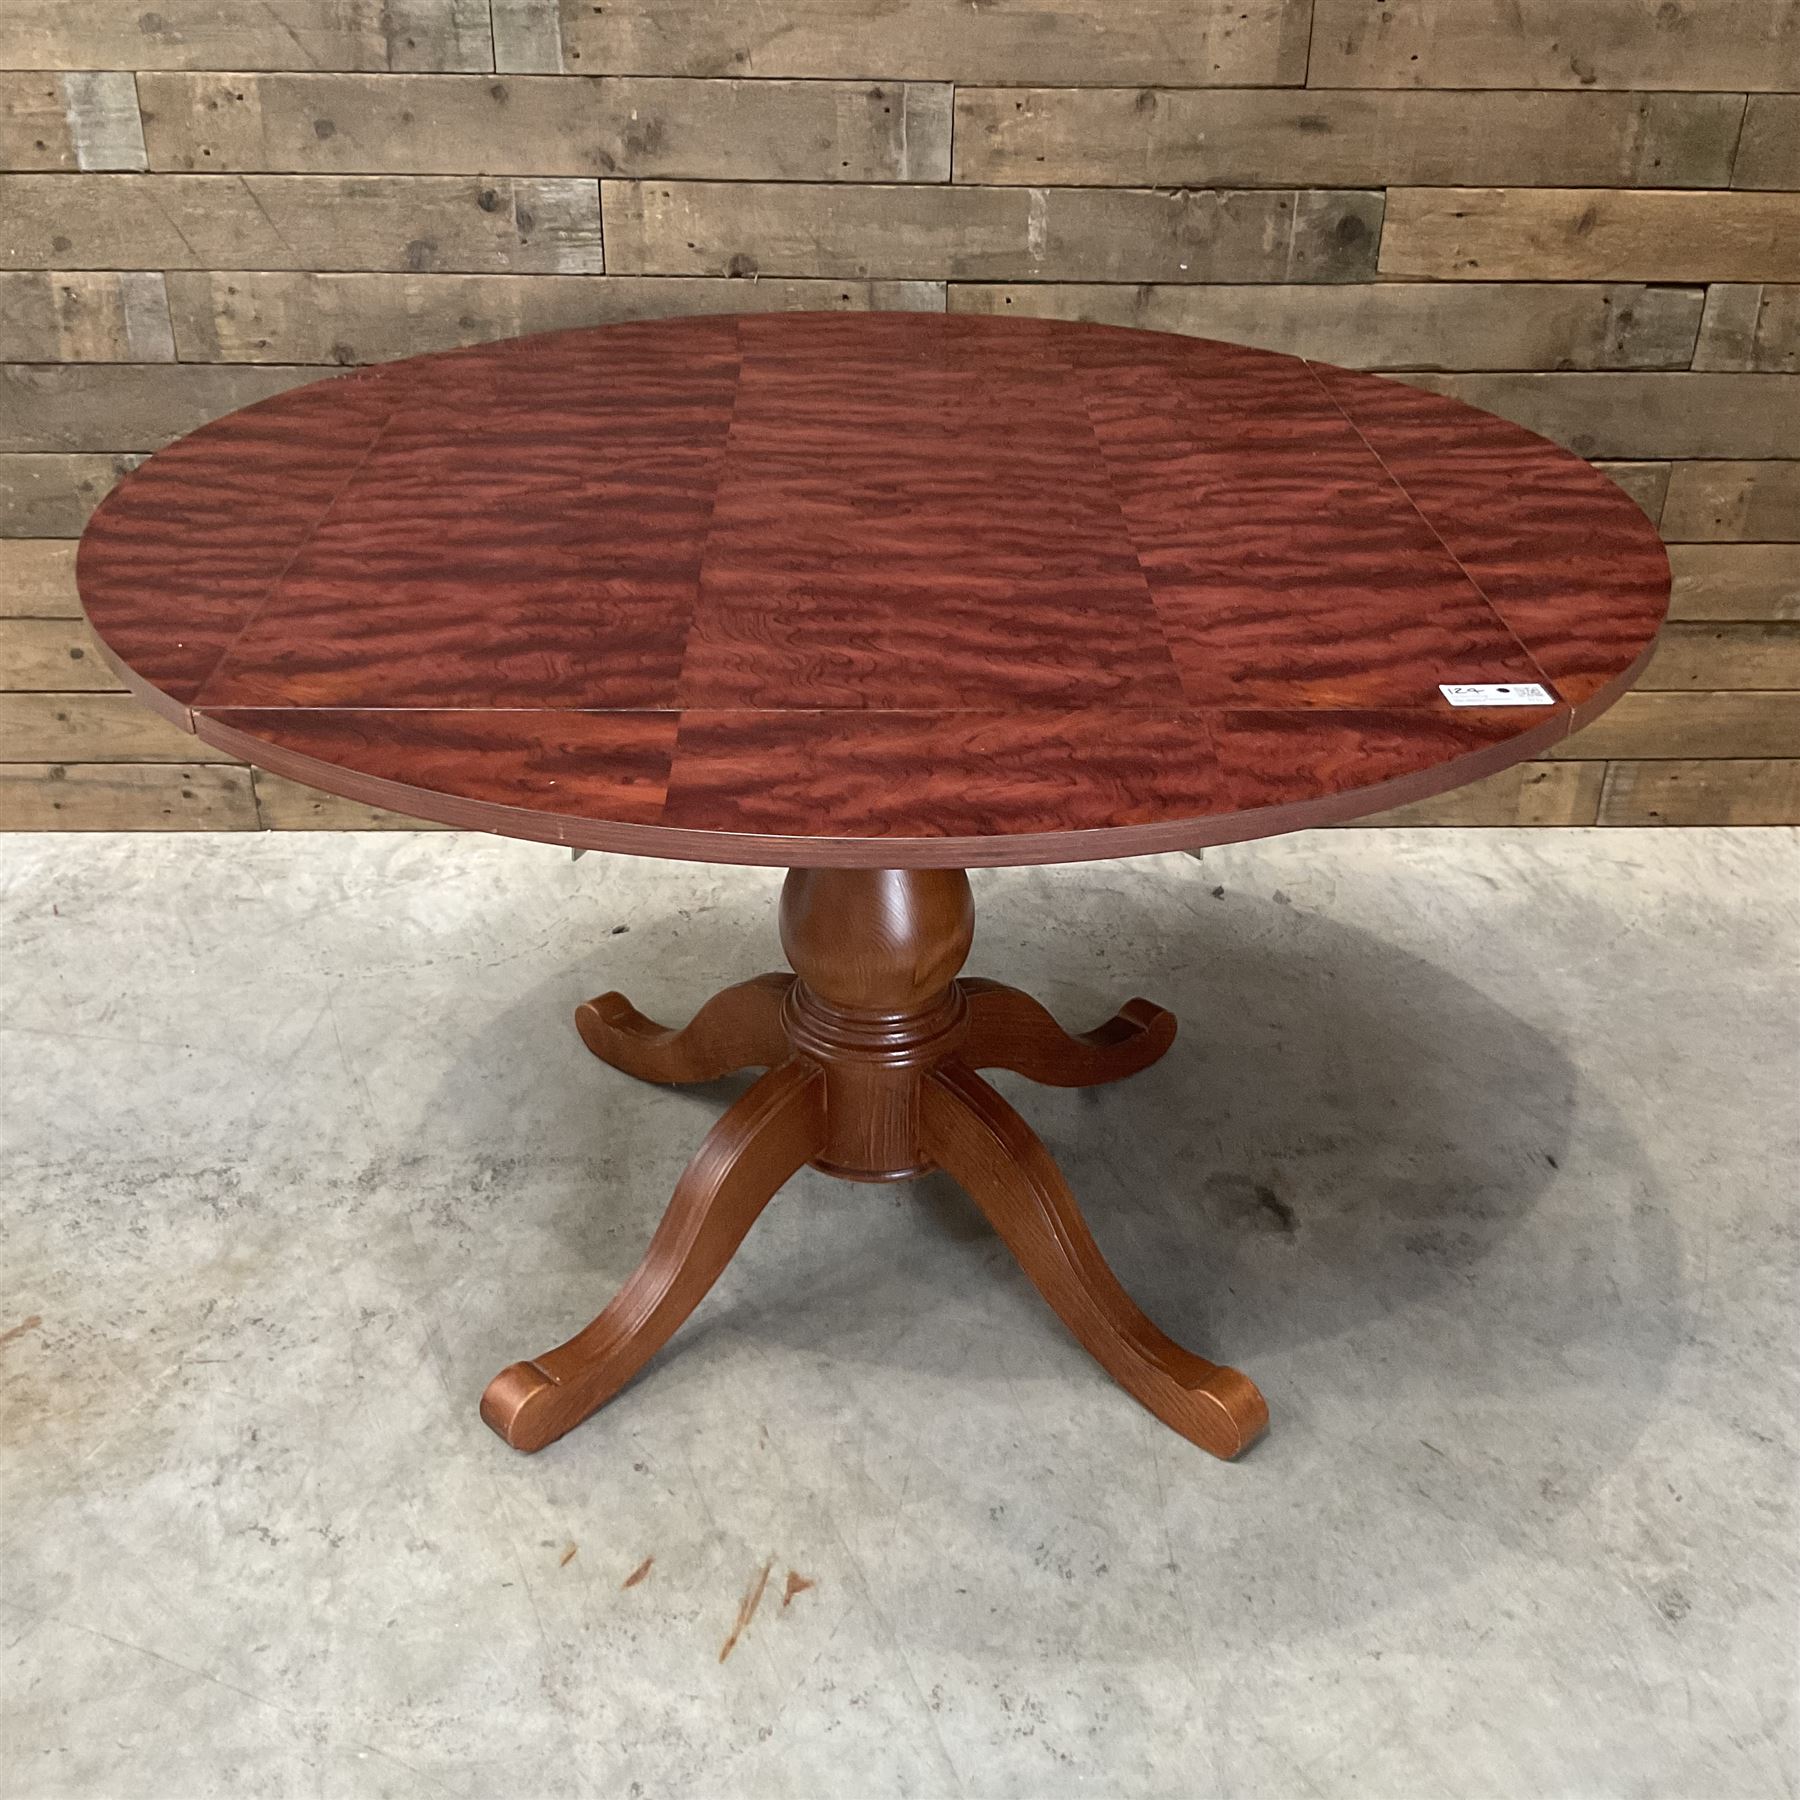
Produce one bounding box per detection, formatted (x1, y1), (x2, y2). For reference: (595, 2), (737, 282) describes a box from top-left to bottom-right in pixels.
(3, 0), (1799, 830)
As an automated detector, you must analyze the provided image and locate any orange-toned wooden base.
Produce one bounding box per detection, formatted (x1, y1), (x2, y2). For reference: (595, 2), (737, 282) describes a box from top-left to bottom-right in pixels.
(481, 869), (1268, 1461)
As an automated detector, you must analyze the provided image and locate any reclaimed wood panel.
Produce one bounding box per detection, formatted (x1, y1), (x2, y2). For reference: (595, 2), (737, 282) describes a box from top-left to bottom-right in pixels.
(1638, 623), (1800, 689)
(949, 282), (1703, 371)
(1382, 189), (1800, 283)
(0, 0), (494, 73)
(1, 618), (125, 691)
(1598, 758), (1800, 824)
(1554, 691), (1800, 759)
(1595, 463), (1671, 524)
(1662, 463), (1800, 541)
(0, 363), (326, 453)
(1668, 545), (1800, 621)
(0, 694), (235, 762)
(167, 271), (945, 363)
(0, 540), (79, 616)
(1308, 0), (1800, 91)
(0, 763), (257, 829)
(1692, 285), (1800, 372)
(0, 174), (604, 273)
(495, 0), (1314, 85)
(5, 0), (1795, 833)
(0, 455), (141, 538)
(139, 73), (952, 182)
(0, 272), (175, 362)
(252, 769), (450, 828)
(1348, 760), (1602, 827)
(0, 72), (146, 170)
(1397, 372), (1800, 460)
(1735, 96), (1800, 190)
(602, 182), (1384, 282)
(954, 89), (1741, 190)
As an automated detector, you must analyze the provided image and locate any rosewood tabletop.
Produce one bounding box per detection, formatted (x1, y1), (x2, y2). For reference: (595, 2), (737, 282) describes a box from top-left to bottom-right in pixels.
(76, 313), (1668, 868)
(76, 313), (1671, 1463)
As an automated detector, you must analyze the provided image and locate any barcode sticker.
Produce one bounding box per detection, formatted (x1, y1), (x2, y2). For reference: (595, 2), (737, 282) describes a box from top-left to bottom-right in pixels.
(1438, 683), (1556, 707)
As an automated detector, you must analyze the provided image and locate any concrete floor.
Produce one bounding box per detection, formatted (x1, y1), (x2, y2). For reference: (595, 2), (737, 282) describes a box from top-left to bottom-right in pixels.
(1, 829), (1795, 1800)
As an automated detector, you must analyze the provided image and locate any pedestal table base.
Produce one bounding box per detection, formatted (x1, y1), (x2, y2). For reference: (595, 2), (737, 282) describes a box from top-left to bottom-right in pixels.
(481, 868), (1268, 1460)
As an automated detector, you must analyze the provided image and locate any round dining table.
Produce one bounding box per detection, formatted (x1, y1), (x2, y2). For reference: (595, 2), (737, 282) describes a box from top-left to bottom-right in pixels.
(75, 312), (1670, 1462)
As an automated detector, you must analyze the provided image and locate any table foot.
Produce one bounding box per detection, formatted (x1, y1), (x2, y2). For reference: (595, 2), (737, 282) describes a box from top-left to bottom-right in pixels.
(959, 977), (1176, 1088)
(921, 1060), (1268, 1461)
(575, 972), (794, 1084)
(481, 1058), (825, 1452)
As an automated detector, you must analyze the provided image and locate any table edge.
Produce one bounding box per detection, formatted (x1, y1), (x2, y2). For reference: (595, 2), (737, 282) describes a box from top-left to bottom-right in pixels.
(83, 626), (1655, 866)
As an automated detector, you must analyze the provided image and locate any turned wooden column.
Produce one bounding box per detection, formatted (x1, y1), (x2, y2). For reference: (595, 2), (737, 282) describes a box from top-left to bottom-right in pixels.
(778, 868), (974, 1182)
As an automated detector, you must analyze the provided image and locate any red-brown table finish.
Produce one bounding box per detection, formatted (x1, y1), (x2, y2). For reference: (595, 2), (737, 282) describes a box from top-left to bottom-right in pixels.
(77, 314), (1669, 1460)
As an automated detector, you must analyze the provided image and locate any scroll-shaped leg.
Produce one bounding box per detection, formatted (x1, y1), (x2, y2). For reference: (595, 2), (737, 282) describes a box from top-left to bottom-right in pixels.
(959, 977), (1176, 1088)
(921, 1061), (1266, 1459)
(576, 972), (794, 1085)
(482, 1058), (826, 1452)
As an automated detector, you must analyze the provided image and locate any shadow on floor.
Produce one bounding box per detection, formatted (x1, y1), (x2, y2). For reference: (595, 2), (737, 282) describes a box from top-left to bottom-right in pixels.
(428, 863), (1675, 1441)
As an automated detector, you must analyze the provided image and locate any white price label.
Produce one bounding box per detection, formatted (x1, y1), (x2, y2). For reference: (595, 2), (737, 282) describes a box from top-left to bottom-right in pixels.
(1438, 683), (1556, 707)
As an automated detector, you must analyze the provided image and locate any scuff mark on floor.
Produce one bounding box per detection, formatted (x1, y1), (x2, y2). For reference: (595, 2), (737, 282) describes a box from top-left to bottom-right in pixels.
(0, 1316), (43, 1349)
(719, 1557), (773, 1662)
(781, 1569), (815, 1608)
(622, 1555), (654, 1589)
(558, 1543), (578, 1568)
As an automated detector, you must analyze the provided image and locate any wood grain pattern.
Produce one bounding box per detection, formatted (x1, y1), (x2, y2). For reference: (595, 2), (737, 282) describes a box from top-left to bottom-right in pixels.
(1598, 757), (1800, 823)
(0, 0), (494, 73)
(949, 282), (1704, 372)
(249, 769), (443, 829)
(140, 73), (952, 182)
(1347, 759), (1604, 827)
(75, 315), (1669, 864)
(922, 1061), (1266, 1458)
(653, 709), (1222, 844)
(500, 0), (1314, 85)
(1735, 96), (1800, 190)
(0, 693), (233, 762)
(205, 709), (681, 835)
(0, 175), (604, 273)
(0, 272), (175, 362)
(1555, 691), (1800, 759)
(1668, 544), (1800, 620)
(1662, 462), (1800, 540)
(1693, 285), (1800, 371)
(1639, 623), (1800, 689)
(576, 973), (794, 1083)
(0, 363), (325, 454)
(481, 1058), (829, 1451)
(958, 979), (1176, 1087)
(954, 89), (1742, 189)
(1397, 372), (1800, 460)
(166, 271), (944, 364)
(1, 617), (125, 691)
(0, 539), (79, 615)
(1308, 0), (1800, 91)
(0, 762), (256, 828)
(778, 866), (975, 1178)
(0, 455), (142, 537)
(74, 368), (398, 697)
(601, 182), (1384, 283)
(1382, 189), (1800, 283)
(1596, 462), (1672, 523)
(1306, 363), (1670, 704)
(0, 72), (146, 171)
